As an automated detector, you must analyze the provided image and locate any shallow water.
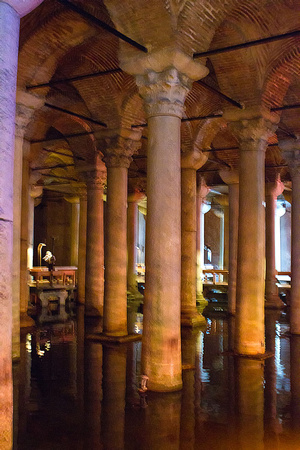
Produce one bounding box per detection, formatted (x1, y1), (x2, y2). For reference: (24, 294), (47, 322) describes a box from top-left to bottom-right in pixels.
(14, 305), (300, 449)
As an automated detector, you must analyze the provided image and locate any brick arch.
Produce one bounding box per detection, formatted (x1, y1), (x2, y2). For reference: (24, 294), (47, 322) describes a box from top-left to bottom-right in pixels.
(194, 118), (227, 152)
(263, 43), (300, 109)
(121, 91), (145, 129)
(18, 9), (98, 88)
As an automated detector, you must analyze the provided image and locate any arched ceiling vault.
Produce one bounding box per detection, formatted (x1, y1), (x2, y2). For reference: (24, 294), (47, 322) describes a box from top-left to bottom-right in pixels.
(18, 0), (300, 196)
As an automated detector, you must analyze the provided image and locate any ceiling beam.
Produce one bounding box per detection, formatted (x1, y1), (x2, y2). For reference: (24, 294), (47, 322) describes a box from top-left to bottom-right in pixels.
(26, 68), (122, 91)
(56, 0), (147, 53)
(31, 131), (94, 144)
(194, 29), (300, 58)
(197, 80), (243, 109)
(44, 103), (107, 127)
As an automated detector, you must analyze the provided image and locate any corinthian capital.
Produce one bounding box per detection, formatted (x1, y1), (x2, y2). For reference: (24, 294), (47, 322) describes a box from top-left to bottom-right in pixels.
(225, 107), (278, 151)
(100, 134), (141, 169)
(121, 48), (208, 119)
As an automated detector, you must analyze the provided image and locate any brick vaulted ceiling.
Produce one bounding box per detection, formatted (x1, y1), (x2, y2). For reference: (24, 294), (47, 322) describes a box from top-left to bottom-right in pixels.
(18, 0), (300, 193)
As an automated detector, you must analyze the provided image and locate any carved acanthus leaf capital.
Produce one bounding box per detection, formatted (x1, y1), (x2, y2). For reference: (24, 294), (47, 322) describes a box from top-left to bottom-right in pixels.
(225, 107), (278, 152)
(136, 68), (192, 118)
(102, 136), (141, 169)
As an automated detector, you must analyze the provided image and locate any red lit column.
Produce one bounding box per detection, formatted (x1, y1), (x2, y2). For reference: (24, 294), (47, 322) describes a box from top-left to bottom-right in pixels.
(196, 177), (210, 307)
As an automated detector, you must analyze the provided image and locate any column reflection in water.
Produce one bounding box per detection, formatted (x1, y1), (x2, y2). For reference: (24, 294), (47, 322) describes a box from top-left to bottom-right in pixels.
(235, 358), (265, 450)
(84, 339), (103, 448)
(290, 335), (300, 446)
(264, 310), (282, 443)
(101, 344), (127, 449)
(143, 391), (181, 450)
(180, 328), (200, 449)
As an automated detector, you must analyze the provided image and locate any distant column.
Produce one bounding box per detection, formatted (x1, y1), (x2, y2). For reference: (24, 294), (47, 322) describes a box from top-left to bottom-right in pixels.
(279, 140), (300, 334)
(219, 169), (239, 314)
(226, 108), (278, 355)
(64, 196), (80, 267)
(84, 163), (106, 316)
(102, 133), (141, 337)
(196, 177), (210, 307)
(77, 191), (87, 303)
(181, 149), (207, 327)
(127, 191), (145, 297)
(265, 177), (284, 309)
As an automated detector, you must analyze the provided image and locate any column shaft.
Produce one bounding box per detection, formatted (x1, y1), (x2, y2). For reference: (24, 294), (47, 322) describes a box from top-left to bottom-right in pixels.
(181, 168), (205, 326)
(70, 200), (79, 266)
(103, 166), (128, 335)
(236, 144), (266, 354)
(78, 194), (87, 303)
(143, 115), (182, 390)
(85, 181), (104, 316)
(127, 200), (138, 294)
(228, 183), (239, 314)
(265, 190), (283, 308)
(291, 173), (300, 333)
(0, 4), (19, 447)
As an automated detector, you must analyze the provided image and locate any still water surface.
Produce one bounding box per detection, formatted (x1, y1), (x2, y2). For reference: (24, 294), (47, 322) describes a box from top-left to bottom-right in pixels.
(14, 305), (300, 449)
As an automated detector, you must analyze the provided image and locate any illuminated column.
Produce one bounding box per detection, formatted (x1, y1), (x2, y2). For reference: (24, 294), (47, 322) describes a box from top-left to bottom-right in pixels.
(212, 205), (225, 269)
(265, 177), (284, 308)
(275, 202), (286, 271)
(181, 150), (207, 327)
(102, 133), (141, 337)
(196, 177), (210, 306)
(127, 191), (145, 297)
(122, 49), (208, 390)
(219, 169), (239, 314)
(226, 108), (278, 355)
(0, 2), (44, 447)
(64, 196), (80, 266)
(77, 191), (87, 303)
(84, 161), (106, 316)
(279, 141), (300, 334)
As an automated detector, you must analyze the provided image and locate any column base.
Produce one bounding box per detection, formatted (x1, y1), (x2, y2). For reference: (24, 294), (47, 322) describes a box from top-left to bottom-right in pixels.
(86, 332), (142, 343)
(85, 305), (103, 317)
(265, 294), (285, 309)
(20, 312), (35, 328)
(196, 294), (208, 312)
(181, 308), (206, 328)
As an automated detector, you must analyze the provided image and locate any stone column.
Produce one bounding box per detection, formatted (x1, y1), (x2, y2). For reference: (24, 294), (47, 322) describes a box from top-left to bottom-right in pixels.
(219, 169), (239, 314)
(84, 163), (106, 316)
(196, 177), (210, 307)
(77, 191), (87, 303)
(127, 191), (145, 297)
(0, 2), (44, 447)
(265, 177), (284, 309)
(181, 149), (207, 327)
(225, 108), (278, 355)
(279, 140), (300, 334)
(212, 205), (225, 269)
(102, 133), (141, 337)
(64, 196), (80, 267)
(122, 49), (208, 390)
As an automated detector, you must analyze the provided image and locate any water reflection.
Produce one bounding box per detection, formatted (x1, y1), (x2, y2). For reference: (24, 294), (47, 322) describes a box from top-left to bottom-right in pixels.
(14, 307), (300, 449)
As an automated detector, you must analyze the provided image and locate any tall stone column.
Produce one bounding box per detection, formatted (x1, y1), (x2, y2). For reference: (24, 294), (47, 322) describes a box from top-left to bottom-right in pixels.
(196, 177), (210, 307)
(181, 150), (207, 327)
(265, 177), (284, 309)
(127, 190), (145, 297)
(102, 133), (141, 337)
(77, 191), (87, 303)
(64, 196), (80, 266)
(84, 163), (106, 316)
(219, 169), (239, 314)
(225, 108), (278, 355)
(122, 49), (208, 390)
(0, 2), (44, 447)
(279, 140), (300, 334)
